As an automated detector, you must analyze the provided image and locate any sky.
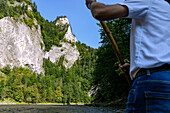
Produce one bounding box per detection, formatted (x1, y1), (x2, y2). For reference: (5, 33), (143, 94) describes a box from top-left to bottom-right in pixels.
(31, 0), (123, 48)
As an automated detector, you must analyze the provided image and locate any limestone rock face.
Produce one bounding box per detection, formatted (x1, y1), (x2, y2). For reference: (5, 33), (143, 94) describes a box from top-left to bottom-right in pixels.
(0, 17), (44, 74)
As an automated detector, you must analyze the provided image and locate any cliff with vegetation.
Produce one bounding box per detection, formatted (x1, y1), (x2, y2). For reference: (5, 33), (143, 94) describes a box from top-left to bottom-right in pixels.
(0, 0), (80, 73)
(45, 17), (79, 69)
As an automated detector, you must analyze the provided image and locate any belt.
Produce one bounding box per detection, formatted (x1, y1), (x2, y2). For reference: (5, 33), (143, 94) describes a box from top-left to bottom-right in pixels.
(135, 64), (170, 78)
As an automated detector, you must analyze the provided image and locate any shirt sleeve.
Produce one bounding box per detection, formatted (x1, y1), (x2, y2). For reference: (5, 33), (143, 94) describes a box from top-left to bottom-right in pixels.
(119, 0), (150, 19)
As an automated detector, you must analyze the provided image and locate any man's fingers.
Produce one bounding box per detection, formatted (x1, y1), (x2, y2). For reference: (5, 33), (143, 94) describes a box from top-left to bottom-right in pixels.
(86, 0), (93, 7)
(119, 63), (130, 73)
(120, 63), (130, 68)
(119, 64), (123, 68)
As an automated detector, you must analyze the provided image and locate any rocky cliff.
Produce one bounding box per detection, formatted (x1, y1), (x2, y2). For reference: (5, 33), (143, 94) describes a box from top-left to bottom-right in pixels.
(0, 11), (79, 73)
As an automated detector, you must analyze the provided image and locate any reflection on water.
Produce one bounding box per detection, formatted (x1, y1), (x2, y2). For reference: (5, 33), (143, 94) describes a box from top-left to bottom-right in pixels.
(0, 105), (126, 113)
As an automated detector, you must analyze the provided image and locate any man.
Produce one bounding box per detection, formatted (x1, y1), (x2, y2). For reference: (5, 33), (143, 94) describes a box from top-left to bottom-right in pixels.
(85, 0), (170, 112)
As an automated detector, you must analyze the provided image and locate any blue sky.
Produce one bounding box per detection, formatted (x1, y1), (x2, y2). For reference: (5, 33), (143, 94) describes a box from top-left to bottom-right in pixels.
(31, 0), (123, 48)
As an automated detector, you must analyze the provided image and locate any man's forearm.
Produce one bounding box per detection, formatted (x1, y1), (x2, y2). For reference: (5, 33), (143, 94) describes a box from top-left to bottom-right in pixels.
(90, 2), (129, 21)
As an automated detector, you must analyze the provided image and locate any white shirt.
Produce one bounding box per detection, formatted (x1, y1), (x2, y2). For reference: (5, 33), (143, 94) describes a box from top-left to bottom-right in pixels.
(119, 0), (170, 79)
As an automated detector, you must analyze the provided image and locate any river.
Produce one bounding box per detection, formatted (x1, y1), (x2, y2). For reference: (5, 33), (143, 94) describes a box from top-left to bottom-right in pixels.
(0, 105), (126, 113)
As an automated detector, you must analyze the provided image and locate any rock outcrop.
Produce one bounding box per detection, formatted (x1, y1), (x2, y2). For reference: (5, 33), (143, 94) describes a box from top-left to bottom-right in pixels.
(0, 17), (44, 74)
(45, 17), (79, 69)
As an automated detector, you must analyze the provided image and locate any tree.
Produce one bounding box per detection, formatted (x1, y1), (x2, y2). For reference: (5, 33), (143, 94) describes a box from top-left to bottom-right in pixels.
(55, 86), (63, 103)
(92, 19), (131, 104)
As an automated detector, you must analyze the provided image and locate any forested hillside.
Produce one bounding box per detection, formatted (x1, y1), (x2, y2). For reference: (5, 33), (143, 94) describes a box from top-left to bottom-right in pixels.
(0, 0), (97, 104)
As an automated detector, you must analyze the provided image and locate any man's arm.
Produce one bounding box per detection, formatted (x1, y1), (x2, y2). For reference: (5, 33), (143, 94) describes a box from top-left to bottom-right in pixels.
(86, 1), (129, 21)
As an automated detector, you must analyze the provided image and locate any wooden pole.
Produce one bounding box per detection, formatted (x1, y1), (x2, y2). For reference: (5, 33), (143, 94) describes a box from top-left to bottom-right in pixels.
(92, 0), (132, 88)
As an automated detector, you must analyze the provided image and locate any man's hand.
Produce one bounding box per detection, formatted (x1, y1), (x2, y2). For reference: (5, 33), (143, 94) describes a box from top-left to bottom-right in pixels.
(119, 63), (130, 74)
(86, 0), (94, 9)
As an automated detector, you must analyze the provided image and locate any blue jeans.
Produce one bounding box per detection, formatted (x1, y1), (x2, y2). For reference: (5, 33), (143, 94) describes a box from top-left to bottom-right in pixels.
(126, 71), (170, 113)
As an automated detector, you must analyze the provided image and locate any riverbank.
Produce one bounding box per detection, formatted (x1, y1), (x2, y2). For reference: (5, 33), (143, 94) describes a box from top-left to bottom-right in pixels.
(86, 98), (127, 109)
(0, 98), (85, 105)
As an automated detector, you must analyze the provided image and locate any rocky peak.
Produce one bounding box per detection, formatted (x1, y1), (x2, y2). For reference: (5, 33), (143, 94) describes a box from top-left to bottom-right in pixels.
(56, 17), (69, 25)
(56, 17), (77, 42)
